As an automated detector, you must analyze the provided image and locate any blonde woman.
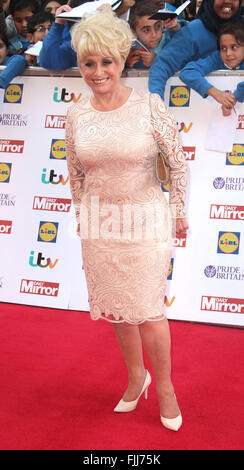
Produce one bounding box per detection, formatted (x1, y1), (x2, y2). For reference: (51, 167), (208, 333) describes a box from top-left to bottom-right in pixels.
(65, 8), (188, 432)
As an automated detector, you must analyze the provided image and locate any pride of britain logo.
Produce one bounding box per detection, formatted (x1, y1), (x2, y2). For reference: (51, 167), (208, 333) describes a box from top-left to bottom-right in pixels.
(213, 176), (244, 191)
(204, 264), (244, 281)
(204, 265), (216, 278)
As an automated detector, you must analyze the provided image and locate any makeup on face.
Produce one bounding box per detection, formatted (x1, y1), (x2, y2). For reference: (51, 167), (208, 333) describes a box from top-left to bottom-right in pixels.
(79, 55), (124, 96)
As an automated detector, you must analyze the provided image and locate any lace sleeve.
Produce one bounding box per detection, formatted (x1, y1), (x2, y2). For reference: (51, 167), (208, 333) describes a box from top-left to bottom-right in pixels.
(150, 92), (187, 218)
(65, 109), (85, 229)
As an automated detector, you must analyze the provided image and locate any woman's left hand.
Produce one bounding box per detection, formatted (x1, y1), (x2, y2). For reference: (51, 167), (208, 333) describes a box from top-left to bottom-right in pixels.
(175, 217), (188, 236)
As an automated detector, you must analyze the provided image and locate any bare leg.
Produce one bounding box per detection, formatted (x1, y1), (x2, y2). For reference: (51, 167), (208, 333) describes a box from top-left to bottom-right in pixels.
(113, 323), (146, 402)
(139, 318), (180, 418)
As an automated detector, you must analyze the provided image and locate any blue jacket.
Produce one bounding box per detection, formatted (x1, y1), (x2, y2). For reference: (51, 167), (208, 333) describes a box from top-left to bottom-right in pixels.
(179, 50), (244, 102)
(39, 22), (77, 70)
(0, 54), (27, 89)
(148, 19), (218, 99)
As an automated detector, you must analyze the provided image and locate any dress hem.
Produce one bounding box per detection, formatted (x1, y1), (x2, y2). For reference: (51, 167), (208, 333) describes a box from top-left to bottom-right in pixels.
(89, 312), (167, 325)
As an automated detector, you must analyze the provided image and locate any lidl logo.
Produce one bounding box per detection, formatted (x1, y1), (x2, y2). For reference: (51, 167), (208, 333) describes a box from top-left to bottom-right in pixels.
(0, 163), (12, 183)
(38, 221), (59, 243)
(4, 84), (23, 104)
(50, 139), (66, 160)
(167, 258), (174, 280)
(169, 86), (190, 107)
(217, 231), (240, 255)
(226, 144), (244, 165)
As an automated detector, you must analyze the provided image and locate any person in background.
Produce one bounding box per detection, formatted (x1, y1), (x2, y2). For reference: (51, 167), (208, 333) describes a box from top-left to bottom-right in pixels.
(0, 0), (10, 17)
(66, 7), (188, 432)
(38, 0), (90, 70)
(41, 0), (67, 17)
(2, 0), (40, 54)
(0, 31), (26, 89)
(25, 10), (54, 65)
(184, 0), (197, 21)
(179, 21), (244, 115)
(196, 0), (203, 13)
(39, 0), (128, 70)
(115, 0), (136, 17)
(149, 0), (244, 100)
(126, 0), (179, 69)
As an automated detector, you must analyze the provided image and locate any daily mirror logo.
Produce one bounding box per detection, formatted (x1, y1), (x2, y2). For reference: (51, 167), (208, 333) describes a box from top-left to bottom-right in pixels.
(0, 140), (24, 154)
(183, 146), (195, 161)
(20, 279), (59, 296)
(33, 197), (71, 212)
(0, 220), (12, 234)
(172, 233), (187, 247)
(237, 115), (244, 130)
(210, 204), (244, 220)
(45, 115), (66, 129)
(201, 296), (244, 314)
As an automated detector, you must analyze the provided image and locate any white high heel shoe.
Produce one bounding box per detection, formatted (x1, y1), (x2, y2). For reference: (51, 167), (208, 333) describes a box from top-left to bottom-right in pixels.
(160, 412), (182, 431)
(114, 370), (151, 413)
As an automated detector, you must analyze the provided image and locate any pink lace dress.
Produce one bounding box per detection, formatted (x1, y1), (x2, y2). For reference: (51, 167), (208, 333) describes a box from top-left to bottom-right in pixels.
(65, 89), (187, 324)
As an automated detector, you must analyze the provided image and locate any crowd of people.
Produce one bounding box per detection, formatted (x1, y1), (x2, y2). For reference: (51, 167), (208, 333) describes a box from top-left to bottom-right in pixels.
(0, 0), (244, 112)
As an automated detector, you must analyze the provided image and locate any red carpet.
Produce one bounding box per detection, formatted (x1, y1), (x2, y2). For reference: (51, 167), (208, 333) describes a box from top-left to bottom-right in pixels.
(0, 302), (243, 450)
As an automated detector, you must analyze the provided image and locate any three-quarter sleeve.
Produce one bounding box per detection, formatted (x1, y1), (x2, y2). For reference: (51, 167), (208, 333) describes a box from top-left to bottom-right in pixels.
(150, 92), (187, 218)
(65, 109), (85, 230)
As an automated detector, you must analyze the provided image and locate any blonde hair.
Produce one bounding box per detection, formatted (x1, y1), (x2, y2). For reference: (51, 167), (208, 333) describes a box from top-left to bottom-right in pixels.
(71, 8), (133, 63)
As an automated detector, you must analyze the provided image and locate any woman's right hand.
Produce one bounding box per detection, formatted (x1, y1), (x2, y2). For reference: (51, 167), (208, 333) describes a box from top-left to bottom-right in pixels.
(55, 4), (72, 24)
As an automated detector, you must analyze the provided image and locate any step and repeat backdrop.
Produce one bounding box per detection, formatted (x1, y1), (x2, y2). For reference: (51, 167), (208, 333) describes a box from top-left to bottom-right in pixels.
(0, 70), (243, 326)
